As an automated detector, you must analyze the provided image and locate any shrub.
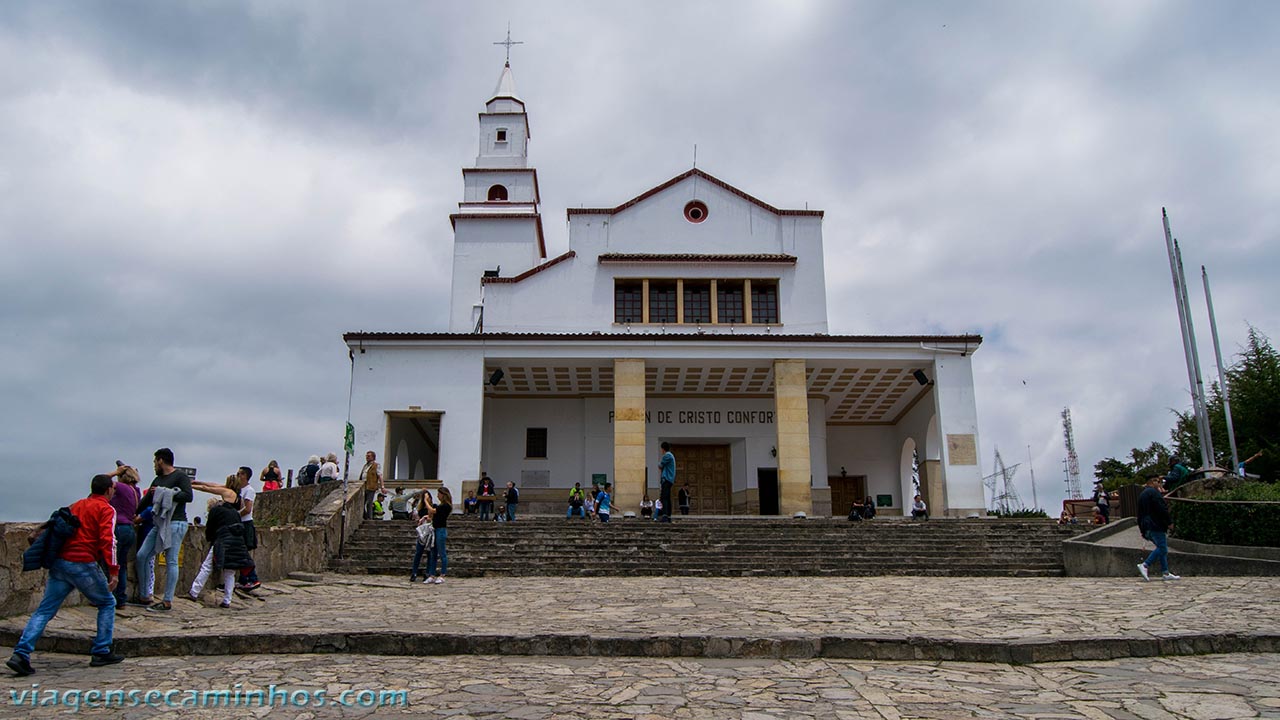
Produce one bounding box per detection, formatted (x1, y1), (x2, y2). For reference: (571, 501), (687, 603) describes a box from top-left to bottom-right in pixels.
(987, 508), (1050, 519)
(1170, 481), (1280, 547)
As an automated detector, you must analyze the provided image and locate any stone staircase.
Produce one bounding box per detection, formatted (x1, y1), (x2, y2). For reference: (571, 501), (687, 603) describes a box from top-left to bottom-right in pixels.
(331, 516), (1086, 577)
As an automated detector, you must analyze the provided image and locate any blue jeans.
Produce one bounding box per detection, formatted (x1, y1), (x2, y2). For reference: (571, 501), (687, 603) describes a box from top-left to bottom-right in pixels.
(113, 524), (136, 606)
(506, 504), (516, 521)
(425, 528), (448, 577)
(478, 501), (493, 521)
(15, 559), (115, 659)
(1144, 530), (1169, 573)
(136, 520), (189, 603)
(566, 506), (586, 519)
(411, 541), (428, 579)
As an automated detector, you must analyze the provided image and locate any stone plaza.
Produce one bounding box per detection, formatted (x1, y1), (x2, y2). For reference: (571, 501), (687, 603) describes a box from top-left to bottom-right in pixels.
(3, 574), (1279, 718)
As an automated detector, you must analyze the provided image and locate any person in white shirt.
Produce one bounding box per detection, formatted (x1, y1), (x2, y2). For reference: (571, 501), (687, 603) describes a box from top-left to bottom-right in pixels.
(910, 494), (928, 520)
(234, 466), (260, 591)
(317, 453), (340, 483)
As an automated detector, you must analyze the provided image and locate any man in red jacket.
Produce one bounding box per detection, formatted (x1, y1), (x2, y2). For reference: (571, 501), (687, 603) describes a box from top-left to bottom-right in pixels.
(6, 473), (125, 677)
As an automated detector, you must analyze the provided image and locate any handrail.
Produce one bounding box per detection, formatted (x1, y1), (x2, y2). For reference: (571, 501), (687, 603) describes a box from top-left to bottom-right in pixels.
(1165, 496), (1280, 505)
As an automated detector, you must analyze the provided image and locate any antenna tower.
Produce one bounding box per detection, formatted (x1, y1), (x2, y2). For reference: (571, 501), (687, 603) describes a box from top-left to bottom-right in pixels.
(982, 447), (1023, 514)
(1061, 407), (1083, 499)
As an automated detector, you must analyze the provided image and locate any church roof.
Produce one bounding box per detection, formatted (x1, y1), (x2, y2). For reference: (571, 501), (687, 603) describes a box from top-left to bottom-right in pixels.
(489, 62), (521, 103)
(482, 250), (576, 284)
(566, 168), (824, 219)
(343, 331), (983, 347)
(598, 253), (797, 265)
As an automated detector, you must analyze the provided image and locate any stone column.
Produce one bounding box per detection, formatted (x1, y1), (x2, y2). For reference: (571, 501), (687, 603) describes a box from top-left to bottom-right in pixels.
(922, 459), (944, 517)
(773, 359), (811, 515)
(614, 359), (647, 511)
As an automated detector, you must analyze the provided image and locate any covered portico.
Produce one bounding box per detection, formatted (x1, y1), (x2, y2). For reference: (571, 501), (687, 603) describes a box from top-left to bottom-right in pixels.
(345, 332), (985, 518)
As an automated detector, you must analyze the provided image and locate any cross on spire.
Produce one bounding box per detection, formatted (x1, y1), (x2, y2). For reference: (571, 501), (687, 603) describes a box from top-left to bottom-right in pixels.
(493, 24), (523, 65)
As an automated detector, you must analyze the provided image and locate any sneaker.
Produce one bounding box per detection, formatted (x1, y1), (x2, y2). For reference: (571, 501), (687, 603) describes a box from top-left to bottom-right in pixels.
(422, 576), (432, 584)
(6, 654), (34, 677)
(239, 581), (261, 592)
(89, 652), (125, 667)
(182, 594), (200, 603)
(146, 602), (171, 613)
(435, 576), (445, 584)
(1137, 563), (1150, 581)
(1161, 572), (1181, 580)
(219, 602), (231, 608)
(408, 575), (417, 583)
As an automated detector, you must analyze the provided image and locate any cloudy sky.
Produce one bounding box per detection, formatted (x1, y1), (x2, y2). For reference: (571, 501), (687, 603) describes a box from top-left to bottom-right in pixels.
(2, 1), (1276, 520)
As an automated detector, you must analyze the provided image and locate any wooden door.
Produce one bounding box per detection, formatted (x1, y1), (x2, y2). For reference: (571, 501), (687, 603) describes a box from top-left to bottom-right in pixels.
(672, 445), (731, 514)
(829, 475), (868, 518)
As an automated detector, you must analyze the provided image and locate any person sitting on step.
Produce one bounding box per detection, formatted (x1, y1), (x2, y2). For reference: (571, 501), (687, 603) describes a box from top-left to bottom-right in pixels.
(566, 483), (587, 520)
(910, 495), (928, 520)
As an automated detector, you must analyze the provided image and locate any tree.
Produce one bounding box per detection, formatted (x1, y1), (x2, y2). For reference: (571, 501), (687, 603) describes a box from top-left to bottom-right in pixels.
(1129, 442), (1173, 481)
(1171, 328), (1279, 480)
(1093, 457), (1134, 490)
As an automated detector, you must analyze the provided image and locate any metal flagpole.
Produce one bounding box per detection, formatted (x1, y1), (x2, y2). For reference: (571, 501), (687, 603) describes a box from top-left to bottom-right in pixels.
(339, 349), (356, 559)
(1202, 266), (1239, 473)
(1026, 445), (1038, 511)
(1162, 209), (1213, 469)
(1175, 241), (1215, 467)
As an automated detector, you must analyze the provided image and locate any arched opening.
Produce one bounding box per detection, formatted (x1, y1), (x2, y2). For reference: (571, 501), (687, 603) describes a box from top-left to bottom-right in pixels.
(395, 439), (409, 482)
(412, 460), (425, 480)
(900, 438), (920, 513)
(487, 184), (508, 201)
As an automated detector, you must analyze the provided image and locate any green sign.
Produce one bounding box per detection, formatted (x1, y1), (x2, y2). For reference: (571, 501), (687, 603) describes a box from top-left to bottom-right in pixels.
(591, 473), (608, 487)
(876, 494), (893, 508)
(344, 422), (355, 455)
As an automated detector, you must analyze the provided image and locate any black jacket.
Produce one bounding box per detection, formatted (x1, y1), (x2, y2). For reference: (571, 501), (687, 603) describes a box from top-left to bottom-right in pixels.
(22, 508), (81, 571)
(1137, 486), (1171, 534)
(207, 503), (253, 570)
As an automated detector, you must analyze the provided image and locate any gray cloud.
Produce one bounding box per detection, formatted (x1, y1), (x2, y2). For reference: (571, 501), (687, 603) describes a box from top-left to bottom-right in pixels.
(1, 1), (1277, 519)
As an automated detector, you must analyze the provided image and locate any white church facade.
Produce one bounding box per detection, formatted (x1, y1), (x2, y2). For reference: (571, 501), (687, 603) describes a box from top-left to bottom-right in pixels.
(344, 62), (987, 518)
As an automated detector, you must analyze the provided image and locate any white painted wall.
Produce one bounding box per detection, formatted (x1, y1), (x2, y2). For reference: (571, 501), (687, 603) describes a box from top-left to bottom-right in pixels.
(480, 175), (828, 334)
(933, 353), (986, 514)
(825, 425), (901, 508)
(449, 217), (543, 332)
(463, 169), (537, 204)
(483, 398), (586, 489)
(347, 345), (485, 502)
(483, 396), (793, 494)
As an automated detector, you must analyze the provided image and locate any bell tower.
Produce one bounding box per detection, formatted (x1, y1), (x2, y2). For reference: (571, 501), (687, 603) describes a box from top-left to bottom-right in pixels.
(448, 51), (546, 333)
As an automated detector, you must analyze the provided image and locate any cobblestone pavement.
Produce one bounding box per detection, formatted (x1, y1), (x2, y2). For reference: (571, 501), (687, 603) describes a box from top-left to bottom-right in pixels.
(3, 575), (1278, 646)
(2, 651), (1277, 719)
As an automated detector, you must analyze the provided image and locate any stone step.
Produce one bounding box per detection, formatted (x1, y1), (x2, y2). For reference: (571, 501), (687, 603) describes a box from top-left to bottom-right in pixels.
(334, 517), (1077, 577)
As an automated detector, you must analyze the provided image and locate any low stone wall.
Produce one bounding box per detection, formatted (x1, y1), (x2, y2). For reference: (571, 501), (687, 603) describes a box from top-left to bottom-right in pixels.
(1064, 517), (1280, 577)
(0, 523), (51, 618)
(0, 482), (363, 619)
(255, 482), (344, 527)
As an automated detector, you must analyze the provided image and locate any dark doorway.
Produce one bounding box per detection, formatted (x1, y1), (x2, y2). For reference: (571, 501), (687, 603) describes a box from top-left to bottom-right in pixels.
(758, 468), (779, 515)
(671, 444), (731, 514)
(829, 475), (868, 518)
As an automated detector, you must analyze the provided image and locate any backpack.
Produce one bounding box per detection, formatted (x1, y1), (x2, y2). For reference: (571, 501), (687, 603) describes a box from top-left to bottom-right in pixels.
(23, 507), (82, 572)
(299, 464), (319, 486)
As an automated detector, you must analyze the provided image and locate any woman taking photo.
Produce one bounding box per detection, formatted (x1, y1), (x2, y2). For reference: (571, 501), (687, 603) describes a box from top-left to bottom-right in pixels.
(421, 487), (452, 584)
(409, 491), (432, 582)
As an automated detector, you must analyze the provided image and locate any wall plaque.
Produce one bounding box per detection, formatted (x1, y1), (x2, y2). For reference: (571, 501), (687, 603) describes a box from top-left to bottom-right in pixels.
(946, 434), (978, 466)
(521, 470), (551, 488)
